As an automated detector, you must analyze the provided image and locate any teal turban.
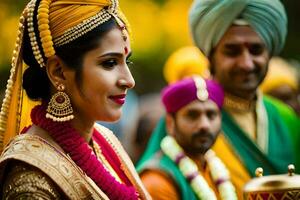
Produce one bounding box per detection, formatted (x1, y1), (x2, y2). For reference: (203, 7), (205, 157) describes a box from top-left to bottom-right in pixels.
(189, 0), (287, 56)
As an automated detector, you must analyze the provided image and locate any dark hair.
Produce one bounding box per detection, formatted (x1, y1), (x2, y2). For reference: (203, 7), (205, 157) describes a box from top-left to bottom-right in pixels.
(22, 10), (118, 101)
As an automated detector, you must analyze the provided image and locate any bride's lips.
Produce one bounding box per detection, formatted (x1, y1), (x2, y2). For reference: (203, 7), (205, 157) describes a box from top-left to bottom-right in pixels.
(109, 94), (126, 105)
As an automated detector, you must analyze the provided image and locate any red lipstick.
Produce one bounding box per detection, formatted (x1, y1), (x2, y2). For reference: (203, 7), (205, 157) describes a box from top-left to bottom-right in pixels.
(109, 94), (126, 105)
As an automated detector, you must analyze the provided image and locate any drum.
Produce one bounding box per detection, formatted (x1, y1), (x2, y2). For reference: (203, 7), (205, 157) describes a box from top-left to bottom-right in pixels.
(243, 165), (300, 200)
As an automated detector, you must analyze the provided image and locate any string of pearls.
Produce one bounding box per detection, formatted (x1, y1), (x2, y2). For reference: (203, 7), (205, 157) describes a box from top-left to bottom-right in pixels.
(0, 8), (27, 150)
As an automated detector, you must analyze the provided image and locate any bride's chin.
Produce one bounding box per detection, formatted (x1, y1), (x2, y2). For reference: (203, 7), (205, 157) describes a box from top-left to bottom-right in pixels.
(102, 112), (122, 123)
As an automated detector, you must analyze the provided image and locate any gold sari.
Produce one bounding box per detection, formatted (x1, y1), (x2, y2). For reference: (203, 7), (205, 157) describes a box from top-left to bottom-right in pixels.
(0, 124), (151, 199)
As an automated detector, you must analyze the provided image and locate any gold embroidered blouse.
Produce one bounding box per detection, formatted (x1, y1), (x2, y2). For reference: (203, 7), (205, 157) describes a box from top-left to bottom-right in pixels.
(2, 160), (62, 199)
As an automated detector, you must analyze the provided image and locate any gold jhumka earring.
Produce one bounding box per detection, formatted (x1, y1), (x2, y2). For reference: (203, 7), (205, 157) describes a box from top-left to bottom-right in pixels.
(46, 84), (74, 122)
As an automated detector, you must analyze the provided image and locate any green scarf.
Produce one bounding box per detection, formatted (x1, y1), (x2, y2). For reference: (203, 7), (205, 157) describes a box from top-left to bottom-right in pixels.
(221, 96), (294, 176)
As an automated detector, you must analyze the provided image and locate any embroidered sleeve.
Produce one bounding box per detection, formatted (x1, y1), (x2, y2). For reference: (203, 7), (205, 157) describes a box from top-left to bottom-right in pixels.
(2, 161), (62, 199)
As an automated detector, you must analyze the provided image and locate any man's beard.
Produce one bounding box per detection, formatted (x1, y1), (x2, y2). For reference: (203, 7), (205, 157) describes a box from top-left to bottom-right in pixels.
(190, 130), (216, 154)
(174, 125), (219, 156)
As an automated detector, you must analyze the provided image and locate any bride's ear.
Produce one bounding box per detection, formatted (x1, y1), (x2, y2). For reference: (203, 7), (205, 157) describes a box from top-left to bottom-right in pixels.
(45, 55), (68, 88)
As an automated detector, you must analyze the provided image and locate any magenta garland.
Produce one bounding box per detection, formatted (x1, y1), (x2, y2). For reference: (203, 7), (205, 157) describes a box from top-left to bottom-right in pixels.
(30, 103), (138, 200)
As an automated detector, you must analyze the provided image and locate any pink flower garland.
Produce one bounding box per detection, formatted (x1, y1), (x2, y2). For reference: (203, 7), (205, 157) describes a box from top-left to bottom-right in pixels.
(31, 103), (138, 200)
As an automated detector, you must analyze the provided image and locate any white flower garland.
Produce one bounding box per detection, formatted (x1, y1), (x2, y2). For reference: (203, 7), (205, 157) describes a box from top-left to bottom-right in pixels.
(161, 136), (237, 200)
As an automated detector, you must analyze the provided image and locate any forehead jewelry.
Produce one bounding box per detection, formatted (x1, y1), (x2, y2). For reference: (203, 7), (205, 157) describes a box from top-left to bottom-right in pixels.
(119, 24), (127, 41)
(110, 13), (127, 42)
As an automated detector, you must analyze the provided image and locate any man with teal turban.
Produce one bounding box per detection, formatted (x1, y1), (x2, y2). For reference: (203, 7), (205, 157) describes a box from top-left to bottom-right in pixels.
(189, 0), (287, 57)
(187, 0), (300, 195)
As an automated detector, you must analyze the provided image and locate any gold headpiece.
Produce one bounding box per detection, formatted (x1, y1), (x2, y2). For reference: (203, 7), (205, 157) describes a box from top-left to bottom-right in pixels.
(29, 0), (129, 66)
(53, 0), (124, 47)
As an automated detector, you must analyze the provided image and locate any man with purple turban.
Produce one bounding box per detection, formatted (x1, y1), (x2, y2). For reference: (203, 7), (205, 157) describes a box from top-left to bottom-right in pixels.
(137, 76), (238, 200)
(189, 0), (299, 196)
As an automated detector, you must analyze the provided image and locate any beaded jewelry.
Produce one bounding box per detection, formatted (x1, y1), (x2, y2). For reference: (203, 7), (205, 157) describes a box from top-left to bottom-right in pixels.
(27, 0), (45, 67)
(0, 8), (26, 150)
(53, 9), (112, 46)
(46, 84), (74, 122)
(53, 0), (128, 46)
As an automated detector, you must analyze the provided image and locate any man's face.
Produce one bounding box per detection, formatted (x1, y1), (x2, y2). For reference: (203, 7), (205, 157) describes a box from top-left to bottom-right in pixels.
(211, 26), (270, 100)
(166, 100), (221, 156)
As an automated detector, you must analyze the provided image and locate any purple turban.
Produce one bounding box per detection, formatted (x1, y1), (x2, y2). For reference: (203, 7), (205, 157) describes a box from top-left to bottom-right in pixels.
(161, 76), (224, 113)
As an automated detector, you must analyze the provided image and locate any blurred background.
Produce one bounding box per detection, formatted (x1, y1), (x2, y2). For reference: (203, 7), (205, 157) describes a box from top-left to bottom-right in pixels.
(0, 0), (300, 96)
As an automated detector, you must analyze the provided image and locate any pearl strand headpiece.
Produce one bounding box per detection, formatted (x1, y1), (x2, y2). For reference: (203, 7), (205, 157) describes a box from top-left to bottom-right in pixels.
(53, 0), (119, 47)
(28, 0), (125, 67)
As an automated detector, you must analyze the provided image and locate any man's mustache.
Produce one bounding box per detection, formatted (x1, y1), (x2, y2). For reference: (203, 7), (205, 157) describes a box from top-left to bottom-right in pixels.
(232, 65), (260, 75)
(191, 131), (215, 141)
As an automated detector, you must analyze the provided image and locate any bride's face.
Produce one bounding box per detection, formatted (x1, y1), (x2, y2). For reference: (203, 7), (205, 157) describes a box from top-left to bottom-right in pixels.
(64, 27), (134, 123)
